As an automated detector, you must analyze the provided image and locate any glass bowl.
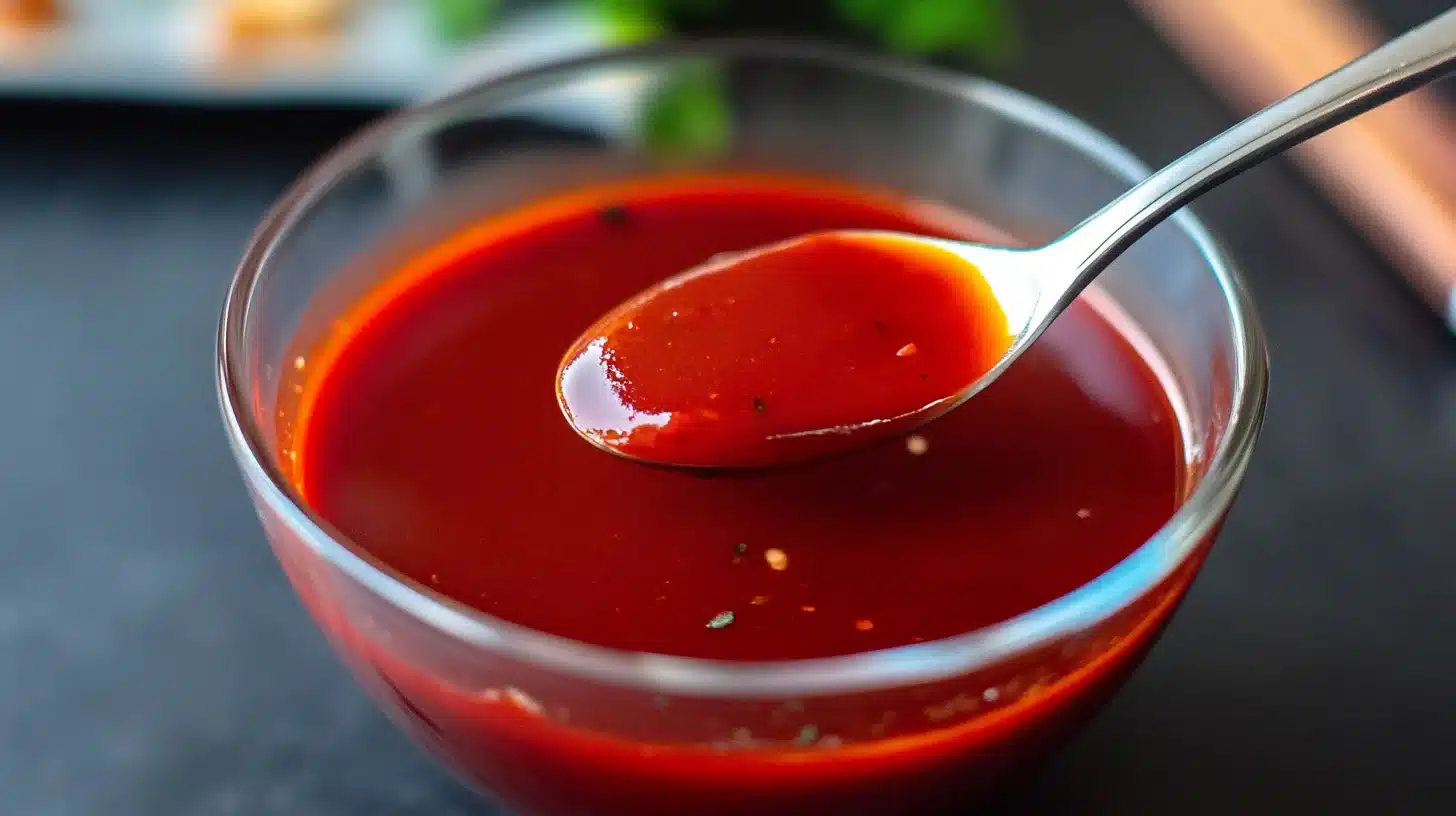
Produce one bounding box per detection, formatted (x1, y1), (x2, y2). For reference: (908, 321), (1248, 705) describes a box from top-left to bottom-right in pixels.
(217, 41), (1268, 815)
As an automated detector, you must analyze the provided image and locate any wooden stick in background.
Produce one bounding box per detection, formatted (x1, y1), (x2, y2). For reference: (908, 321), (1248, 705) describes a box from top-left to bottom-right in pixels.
(1132, 0), (1456, 333)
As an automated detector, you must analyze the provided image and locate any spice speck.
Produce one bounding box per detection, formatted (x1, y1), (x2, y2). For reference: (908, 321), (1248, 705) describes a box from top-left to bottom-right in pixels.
(896, 343), (918, 357)
(855, 619), (875, 631)
(752, 396), (767, 413)
(505, 687), (544, 716)
(750, 595), (769, 606)
(599, 204), (630, 226)
(1077, 508), (1092, 519)
(906, 434), (929, 455)
(765, 548), (788, 571)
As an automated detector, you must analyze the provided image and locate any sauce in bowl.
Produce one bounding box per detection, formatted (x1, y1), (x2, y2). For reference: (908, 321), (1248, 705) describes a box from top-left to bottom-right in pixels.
(285, 175), (1193, 813)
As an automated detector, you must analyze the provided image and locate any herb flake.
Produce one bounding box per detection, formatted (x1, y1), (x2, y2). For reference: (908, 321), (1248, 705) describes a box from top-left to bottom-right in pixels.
(795, 724), (819, 745)
(706, 611), (735, 629)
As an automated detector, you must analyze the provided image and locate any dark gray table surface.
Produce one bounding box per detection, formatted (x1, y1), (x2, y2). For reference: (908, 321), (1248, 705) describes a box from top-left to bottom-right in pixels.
(1, 2), (1453, 814)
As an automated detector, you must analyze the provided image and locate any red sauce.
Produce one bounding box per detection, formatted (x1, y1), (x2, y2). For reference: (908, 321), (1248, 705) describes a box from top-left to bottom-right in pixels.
(557, 232), (1012, 468)
(286, 175), (1192, 812)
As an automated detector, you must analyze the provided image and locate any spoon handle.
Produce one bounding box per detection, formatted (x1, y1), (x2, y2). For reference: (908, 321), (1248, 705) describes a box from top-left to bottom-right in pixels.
(1046, 6), (1456, 300)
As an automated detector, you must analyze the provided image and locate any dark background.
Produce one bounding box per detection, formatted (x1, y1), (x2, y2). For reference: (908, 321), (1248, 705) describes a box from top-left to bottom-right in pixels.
(1, 0), (1453, 813)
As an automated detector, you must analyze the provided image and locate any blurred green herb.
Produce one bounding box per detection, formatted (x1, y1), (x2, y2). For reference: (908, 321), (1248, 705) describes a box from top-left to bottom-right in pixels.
(836, 0), (1017, 63)
(433, 1), (1018, 161)
(640, 62), (732, 160)
(431, 0), (502, 43)
(596, 0), (668, 43)
(436, 1), (1018, 64)
(596, 0), (729, 23)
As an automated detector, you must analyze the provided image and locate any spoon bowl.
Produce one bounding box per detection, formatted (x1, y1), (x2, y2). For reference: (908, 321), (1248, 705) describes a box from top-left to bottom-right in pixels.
(556, 229), (1023, 468)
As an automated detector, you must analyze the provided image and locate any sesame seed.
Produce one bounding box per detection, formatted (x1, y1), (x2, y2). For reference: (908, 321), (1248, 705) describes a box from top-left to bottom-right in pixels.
(896, 343), (918, 357)
(505, 687), (544, 716)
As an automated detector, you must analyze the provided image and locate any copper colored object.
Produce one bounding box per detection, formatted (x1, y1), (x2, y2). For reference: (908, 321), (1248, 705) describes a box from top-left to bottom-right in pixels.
(0, 0), (59, 27)
(1134, 0), (1456, 331)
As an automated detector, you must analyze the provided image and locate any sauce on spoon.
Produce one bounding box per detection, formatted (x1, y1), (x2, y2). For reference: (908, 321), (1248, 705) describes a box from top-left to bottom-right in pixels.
(557, 232), (1014, 468)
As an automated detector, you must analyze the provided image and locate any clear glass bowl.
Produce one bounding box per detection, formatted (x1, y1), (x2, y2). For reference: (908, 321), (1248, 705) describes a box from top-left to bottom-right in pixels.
(217, 41), (1268, 815)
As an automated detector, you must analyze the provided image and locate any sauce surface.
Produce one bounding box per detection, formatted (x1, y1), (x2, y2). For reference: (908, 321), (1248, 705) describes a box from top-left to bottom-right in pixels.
(295, 176), (1182, 661)
(557, 232), (1012, 468)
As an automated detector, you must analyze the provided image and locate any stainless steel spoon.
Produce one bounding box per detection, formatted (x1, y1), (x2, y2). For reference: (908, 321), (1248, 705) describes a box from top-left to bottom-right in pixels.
(559, 8), (1456, 469)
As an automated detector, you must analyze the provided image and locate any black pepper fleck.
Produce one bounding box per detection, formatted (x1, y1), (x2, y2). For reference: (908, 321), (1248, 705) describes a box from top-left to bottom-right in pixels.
(753, 397), (767, 413)
(599, 204), (630, 227)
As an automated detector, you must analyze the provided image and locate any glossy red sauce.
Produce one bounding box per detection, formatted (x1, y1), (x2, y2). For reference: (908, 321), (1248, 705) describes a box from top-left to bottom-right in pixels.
(287, 176), (1191, 812)
(557, 232), (1012, 467)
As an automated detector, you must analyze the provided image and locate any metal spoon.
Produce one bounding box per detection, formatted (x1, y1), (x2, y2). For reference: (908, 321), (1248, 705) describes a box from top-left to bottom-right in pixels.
(559, 8), (1456, 469)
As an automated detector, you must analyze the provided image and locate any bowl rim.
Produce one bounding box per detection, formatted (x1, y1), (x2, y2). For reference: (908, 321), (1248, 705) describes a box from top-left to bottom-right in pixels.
(217, 38), (1269, 698)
